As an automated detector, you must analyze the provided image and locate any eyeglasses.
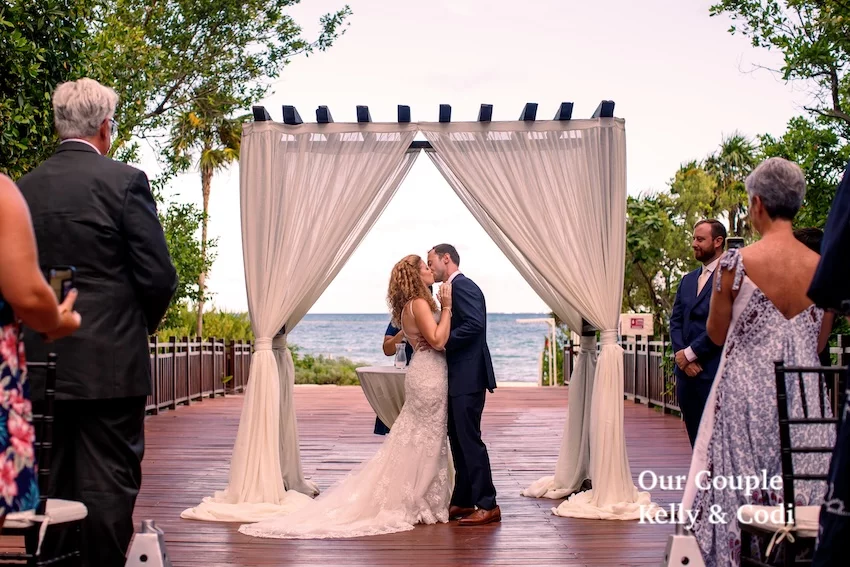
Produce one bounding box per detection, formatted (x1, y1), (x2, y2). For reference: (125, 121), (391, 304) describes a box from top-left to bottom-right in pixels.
(108, 117), (118, 137)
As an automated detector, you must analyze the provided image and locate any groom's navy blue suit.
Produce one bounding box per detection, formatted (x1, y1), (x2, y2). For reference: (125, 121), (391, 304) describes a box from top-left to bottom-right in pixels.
(445, 273), (498, 511)
(669, 267), (723, 447)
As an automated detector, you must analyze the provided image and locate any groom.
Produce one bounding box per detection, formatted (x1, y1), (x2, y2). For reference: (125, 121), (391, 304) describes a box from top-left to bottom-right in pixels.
(427, 244), (501, 526)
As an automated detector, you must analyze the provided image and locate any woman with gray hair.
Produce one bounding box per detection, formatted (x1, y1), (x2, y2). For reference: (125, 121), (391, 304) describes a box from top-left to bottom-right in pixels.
(680, 157), (835, 567)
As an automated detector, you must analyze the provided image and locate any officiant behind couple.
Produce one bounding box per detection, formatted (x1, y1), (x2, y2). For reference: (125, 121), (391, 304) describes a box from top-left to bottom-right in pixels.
(238, 244), (500, 539)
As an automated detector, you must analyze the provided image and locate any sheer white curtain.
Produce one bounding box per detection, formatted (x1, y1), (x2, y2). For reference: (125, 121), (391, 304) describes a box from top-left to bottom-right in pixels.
(521, 335), (596, 499)
(422, 119), (655, 519)
(427, 150), (592, 499)
(181, 122), (419, 522)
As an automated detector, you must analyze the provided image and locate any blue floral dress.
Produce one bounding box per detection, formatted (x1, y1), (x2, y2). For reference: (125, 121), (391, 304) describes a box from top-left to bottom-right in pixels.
(681, 250), (835, 567)
(0, 295), (39, 515)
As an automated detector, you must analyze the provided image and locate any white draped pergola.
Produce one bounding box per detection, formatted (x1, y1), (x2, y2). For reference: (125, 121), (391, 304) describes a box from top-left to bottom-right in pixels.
(180, 102), (656, 523)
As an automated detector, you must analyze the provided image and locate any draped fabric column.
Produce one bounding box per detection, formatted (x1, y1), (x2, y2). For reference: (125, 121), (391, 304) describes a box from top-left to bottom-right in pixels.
(522, 335), (597, 499)
(422, 118), (656, 519)
(181, 123), (419, 522)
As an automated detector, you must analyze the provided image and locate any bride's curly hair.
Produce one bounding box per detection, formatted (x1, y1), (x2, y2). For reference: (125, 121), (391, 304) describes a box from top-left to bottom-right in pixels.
(387, 254), (437, 327)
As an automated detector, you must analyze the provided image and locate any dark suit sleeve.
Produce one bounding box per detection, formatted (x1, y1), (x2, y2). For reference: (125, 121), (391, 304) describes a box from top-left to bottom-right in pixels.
(690, 329), (723, 357)
(669, 276), (686, 354)
(446, 281), (485, 351)
(121, 171), (178, 334)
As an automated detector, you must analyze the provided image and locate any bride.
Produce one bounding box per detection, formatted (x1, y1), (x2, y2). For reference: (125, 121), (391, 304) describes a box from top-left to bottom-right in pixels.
(239, 254), (454, 539)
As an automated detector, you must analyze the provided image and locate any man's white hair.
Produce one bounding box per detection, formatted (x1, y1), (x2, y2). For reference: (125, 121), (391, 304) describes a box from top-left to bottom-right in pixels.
(52, 78), (119, 139)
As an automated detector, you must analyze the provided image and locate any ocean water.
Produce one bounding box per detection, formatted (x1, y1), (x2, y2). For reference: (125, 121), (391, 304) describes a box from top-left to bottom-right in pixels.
(287, 313), (553, 383)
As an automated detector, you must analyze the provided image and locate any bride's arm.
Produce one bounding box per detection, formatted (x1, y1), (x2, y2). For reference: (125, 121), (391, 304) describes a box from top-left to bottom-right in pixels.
(411, 298), (451, 350)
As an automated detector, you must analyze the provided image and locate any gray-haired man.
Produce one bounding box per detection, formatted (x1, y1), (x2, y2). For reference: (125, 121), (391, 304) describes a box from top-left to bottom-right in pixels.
(17, 78), (177, 566)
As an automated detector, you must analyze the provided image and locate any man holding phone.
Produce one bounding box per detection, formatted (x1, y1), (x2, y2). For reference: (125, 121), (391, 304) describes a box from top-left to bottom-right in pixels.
(17, 78), (177, 566)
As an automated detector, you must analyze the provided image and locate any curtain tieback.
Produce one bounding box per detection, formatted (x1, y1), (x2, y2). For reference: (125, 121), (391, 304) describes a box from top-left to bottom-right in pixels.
(254, 337), (273, 352)
(579, 335), (597, 352)
(600, 330), (618, 346)
(272, 335), (287, 350)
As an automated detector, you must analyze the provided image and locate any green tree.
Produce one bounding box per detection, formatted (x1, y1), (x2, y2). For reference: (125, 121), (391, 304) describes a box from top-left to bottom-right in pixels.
(0, 0), (93, 178)
(669, 161), (722, 227)
(710, 1), (850, 138)
(90, 1), (351, 332)
(158, 200), (216, 329)
(710, 2), (850, 229)
(759, 116), (850, 227)
(704, 133), (759, 236)
(90, 0), (352, 161)
(624, 192), (692, 331)
(168, 90), (247, 334)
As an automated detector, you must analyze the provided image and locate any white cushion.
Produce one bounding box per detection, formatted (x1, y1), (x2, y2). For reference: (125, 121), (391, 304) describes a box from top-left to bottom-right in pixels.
(4, 498), (88, 528)
(738, 504), (820, 538)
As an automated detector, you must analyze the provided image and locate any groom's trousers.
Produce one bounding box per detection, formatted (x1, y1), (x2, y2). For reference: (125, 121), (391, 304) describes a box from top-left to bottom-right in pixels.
(448, 391), (497, 510)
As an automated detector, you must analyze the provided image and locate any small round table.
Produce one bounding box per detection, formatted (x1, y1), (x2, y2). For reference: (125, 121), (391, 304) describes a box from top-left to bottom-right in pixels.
(356, 366), (406, 428)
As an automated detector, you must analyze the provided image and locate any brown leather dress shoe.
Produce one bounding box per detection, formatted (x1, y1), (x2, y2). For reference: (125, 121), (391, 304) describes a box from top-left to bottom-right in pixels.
(449, 505), (476, 520)
(458, 505), (501, 526)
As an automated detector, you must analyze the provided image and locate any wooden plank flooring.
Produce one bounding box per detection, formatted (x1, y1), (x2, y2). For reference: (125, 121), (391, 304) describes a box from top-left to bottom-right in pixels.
(128, 385), (692, 566)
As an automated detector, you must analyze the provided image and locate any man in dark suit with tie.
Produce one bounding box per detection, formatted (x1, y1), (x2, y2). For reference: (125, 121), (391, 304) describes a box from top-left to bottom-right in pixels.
(669, 219), (726, 447)
(426, 244), (500, 526)
(17, 78), (177, 566)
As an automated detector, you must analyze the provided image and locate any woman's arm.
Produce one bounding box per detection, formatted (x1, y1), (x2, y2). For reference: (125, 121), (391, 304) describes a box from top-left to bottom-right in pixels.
(0, 176), (80, 338)
(0, 176), (61, 332)
(382, 330), (404, 356)
(706, 265), (734, 347)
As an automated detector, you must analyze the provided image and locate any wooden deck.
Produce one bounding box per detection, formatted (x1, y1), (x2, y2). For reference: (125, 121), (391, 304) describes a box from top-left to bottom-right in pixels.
(129, 385), (692, 566)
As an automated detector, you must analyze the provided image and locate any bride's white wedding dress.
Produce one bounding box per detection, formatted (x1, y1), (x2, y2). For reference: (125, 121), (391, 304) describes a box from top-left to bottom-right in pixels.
(238, 302), (451, 539)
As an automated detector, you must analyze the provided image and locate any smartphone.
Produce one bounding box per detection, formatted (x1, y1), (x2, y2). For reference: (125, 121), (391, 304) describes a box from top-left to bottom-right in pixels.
(48, 266), (76, 303)
(727, 237), (745, 250)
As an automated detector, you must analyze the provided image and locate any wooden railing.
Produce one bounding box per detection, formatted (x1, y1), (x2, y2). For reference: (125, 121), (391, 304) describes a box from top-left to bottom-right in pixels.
(563, 334), (850, 416)
(146, 337), (253, 415)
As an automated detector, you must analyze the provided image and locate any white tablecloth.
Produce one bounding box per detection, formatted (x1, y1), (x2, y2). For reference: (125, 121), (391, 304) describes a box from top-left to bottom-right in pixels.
(356, 366), (406, 428)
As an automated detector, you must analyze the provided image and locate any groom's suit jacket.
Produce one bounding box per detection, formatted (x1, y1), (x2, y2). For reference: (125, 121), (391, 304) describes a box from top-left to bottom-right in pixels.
(445, 274), (497, 397)
(669, 267), (723, 382)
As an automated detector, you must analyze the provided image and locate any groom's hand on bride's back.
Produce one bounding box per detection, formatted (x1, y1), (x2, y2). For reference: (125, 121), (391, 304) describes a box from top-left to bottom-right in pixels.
(416, 337), (436, 352)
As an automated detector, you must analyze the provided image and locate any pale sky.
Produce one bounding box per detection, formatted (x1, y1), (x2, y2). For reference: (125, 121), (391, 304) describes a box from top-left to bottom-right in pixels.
(145, 0), (810, 314)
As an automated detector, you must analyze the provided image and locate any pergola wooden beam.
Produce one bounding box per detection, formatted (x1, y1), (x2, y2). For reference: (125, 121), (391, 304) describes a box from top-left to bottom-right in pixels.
(316, 106), (333, 123)
(592, 100), (615, 118)
(282, 105), (303, 125)
(554, 102), (574, 120)
(519, 103), (538, 121)
(252, 106), (272, 121)
(356, 105), (372, 123)
(249, 102), (616, 155)
(477, 104), (493, 122)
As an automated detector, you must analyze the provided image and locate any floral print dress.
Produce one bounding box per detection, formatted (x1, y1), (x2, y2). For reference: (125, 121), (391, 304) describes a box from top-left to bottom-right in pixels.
(0, 296), (39, 515)
(681, 249), (835, 567)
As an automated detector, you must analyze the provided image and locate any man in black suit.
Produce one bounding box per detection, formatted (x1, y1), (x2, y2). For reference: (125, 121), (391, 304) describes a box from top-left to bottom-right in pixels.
(426, 244), (500, 526)
(17, 78), (177, 566)
(669, 219), (726, 447)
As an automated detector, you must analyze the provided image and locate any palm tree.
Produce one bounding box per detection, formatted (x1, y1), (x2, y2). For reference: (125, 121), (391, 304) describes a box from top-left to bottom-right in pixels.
(704, 133), (758, 236)
(169, 93), (249, 336)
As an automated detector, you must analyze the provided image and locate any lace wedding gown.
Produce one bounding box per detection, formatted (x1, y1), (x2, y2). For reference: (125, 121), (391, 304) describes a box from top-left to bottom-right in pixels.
(239, 302), (451, 539)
